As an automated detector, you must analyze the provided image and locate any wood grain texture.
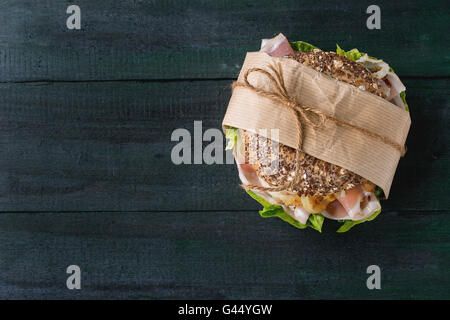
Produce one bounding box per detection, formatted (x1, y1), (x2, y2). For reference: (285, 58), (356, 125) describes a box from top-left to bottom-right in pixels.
(0, 210), (449, 299)
(0, 0), (448, 81)
(0, 0), (449, 300)
(0, 79), (448, 212)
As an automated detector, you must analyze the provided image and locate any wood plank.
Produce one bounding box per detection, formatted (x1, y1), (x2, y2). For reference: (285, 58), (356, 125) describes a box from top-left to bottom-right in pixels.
(0, 78), (448, 212)
(0, 0), (448, 81)
(0, 210), (448, 299)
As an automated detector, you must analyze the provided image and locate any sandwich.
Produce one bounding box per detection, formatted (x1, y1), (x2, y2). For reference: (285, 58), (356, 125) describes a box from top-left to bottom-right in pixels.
(225, 33), (409, 232)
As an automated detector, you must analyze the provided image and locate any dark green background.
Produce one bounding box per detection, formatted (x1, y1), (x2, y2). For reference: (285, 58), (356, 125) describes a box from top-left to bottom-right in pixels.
(0, 0), (448, 299)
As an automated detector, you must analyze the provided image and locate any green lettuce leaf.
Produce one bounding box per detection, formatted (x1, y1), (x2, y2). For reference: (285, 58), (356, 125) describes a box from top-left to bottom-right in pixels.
(289, 41), (319, 52)
(337, 210), (381, 233)
(400, 91), (409, 112)
(336, 44), (365, 61)
(225, 127), (239, 150)
(308, 214), (325, 232)
(246, 190), (324, 232)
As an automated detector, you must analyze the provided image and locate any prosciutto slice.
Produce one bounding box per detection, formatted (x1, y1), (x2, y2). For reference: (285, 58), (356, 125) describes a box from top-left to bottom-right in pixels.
(382, 74), (407, 109)
(338, 186), (365, 219)
(386, 72), (406, 98)
(322, 186), (380, 221)
(293, 206), (311, 225)
(260, 33), (294, 57)
(323, 200), (348, 220)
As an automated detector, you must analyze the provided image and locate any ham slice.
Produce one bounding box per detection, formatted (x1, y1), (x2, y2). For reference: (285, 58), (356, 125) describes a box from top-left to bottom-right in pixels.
(337, 186), (365, 219)
(386, 72), (406, 100)
(323, 200), (348, 219)
(361, 190), (381, 218)
(238, 163), (261, 187)
(293, 206), (311, 225)
(260, 33), (294, 57)
(385, 72), (407, 109)
(323, 185), (381, 221)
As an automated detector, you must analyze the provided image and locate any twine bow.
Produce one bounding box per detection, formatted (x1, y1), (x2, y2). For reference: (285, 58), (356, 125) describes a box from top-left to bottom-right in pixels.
(232, 62), (406, 192)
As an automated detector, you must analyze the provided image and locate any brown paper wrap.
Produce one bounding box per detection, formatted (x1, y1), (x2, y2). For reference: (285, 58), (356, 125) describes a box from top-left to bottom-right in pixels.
(222, 52), (411, 197)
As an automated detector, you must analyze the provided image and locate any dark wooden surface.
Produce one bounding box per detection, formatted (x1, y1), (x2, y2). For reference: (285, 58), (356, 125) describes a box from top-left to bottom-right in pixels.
(0, 0), (449, 299)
